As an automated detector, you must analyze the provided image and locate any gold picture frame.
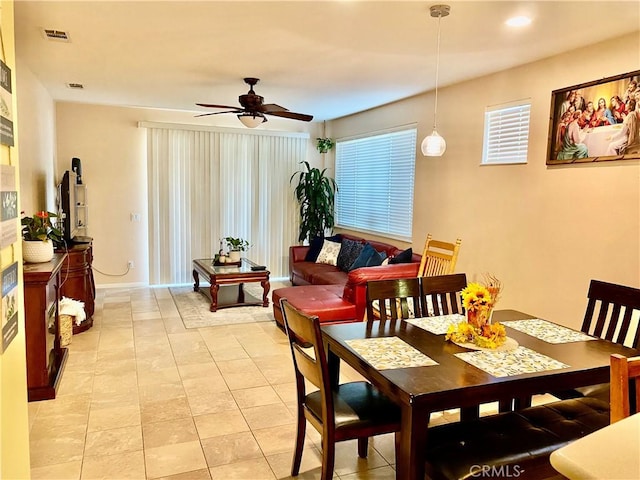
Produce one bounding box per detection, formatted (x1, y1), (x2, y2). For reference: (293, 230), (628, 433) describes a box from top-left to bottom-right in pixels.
(546, 70), (640, 165)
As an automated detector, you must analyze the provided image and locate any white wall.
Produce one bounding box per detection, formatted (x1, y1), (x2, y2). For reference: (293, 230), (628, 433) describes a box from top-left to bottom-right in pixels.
(330, 32), (640, 329)
(15, 60), (57, 214)
(55, 104), (323, 285)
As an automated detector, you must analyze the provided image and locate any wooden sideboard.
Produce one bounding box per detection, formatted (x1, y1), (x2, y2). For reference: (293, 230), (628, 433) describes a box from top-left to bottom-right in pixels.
(23, 253), (68, 401)
(57, 243), (95, 334)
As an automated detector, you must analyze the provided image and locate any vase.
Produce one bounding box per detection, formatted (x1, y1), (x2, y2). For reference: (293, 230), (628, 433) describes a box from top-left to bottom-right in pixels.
(467, 307), (492, 328)
(22, 239), (54, 263)
(228, 250), (241, 263)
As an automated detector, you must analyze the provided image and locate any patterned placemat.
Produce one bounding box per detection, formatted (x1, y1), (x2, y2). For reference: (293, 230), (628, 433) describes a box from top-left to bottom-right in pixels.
(502, 318), (595, 344)
(345, 336), (439, 370)
(406, 314), (466, 335)
(455, 346), (569, 378)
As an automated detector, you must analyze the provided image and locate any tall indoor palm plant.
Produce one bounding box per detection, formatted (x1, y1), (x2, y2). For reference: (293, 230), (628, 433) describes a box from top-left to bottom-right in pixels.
(290, 161), (337, 243)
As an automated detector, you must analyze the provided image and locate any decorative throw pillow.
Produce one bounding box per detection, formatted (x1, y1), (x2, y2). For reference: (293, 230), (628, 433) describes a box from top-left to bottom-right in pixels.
(336, 239), (365, 272)
(349, 243), (387, 271)
(304, 234), (342, 262)
(315, 239), (342, 266)
(389, 247), (413, 264)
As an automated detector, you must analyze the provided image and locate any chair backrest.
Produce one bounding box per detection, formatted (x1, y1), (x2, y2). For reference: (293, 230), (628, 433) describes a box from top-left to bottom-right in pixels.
(580, 280), (640, 349)
(366, 277), (422, 325)
(610, 353), (640, 423)
(280, 299), (334, 423)
(417, 234), (462, 277)
(421, 273), (467, 316)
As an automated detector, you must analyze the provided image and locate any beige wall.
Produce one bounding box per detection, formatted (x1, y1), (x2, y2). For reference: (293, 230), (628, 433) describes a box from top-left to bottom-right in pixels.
(16, 61), (57, 214)
(330, 32), (640, 329)
(55, 103), (323, 285)
(1, 0), (31, 477)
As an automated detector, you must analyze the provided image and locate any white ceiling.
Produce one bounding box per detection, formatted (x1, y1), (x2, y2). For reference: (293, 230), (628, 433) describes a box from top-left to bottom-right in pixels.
(13, 1), (640, 123)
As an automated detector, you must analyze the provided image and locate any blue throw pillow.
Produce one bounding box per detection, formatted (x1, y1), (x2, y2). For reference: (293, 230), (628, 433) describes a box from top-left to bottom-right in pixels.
(349, 243), (387, 271)
(304, 234), (342, 262)
(388, 248), (413, 264)
(337, 239), (365, 272)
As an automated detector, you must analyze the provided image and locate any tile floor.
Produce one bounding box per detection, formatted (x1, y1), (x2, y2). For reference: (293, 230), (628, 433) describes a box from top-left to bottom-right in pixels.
(27, 286), (555, 480)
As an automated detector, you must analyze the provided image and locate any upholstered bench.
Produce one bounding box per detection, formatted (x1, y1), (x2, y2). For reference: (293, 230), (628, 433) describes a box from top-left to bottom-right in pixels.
(424, 397), (610, 480)
(272, 284), (357, 326)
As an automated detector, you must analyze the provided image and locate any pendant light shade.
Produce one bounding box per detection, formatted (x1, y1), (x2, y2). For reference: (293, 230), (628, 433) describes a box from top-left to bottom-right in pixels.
(421, 129), (447, 156)
(238, 112), (265, 128)
(422, 4), (450, 157)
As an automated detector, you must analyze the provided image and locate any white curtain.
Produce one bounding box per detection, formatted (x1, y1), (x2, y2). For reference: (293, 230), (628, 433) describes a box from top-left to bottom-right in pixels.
(145, 123), (305, 284)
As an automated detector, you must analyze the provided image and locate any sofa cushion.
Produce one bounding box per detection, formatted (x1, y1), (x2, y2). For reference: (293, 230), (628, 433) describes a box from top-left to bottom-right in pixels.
(305, 234), (342, 262)
(337, 239), (365, 272)
(349, 243), (387, 270)
(389, 247), (413, 264)
(272, 284), (357, 326)
(316, 239), (342, 266)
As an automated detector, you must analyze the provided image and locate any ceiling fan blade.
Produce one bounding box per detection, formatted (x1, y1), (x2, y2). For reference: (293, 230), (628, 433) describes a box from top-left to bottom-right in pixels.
(196, 103), (241, 109)
(194, 110), (243, 117)
(260, 103), (289, 113)
(265, 110), (314, 122)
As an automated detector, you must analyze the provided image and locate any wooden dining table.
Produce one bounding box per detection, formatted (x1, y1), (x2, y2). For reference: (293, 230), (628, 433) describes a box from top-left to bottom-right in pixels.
(321, 309), (640, 480)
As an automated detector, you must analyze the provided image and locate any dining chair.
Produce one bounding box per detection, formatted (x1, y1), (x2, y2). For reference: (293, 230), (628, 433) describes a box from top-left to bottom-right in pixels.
(417, 234), (462, 277)
(279, 299), (401, 480)
(555, 279), (640, 401)
(610, 353), (640, 423)
(421, 273), (467, 316)
(365, 277), (423, 326)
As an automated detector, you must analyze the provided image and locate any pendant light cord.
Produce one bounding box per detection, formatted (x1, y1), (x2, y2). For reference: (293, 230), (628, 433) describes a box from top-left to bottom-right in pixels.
(433, 13), (442, 130)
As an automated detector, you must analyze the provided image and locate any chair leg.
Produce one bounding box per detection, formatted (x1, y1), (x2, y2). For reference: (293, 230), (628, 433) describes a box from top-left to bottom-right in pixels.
(291, 411), (306, 476)
(321, 434), (335, 480)
(357, 437), (368, 458)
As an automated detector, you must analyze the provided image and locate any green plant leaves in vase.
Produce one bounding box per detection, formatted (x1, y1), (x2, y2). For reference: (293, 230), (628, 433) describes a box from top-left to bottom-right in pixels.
(290, 161), (337, 244)
(316, 137), (335, 154)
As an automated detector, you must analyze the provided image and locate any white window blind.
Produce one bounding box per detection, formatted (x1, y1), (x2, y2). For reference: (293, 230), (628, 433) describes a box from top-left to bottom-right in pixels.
(335, 128), (416, 240)
(482, 101), (531, 164)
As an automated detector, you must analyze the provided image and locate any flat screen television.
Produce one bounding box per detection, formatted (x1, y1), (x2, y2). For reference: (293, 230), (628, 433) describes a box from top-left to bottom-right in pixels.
(60, 170), (79, 244)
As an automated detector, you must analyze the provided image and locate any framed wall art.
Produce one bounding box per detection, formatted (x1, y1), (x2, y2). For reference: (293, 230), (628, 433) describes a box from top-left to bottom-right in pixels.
(546, 70), (640, 165)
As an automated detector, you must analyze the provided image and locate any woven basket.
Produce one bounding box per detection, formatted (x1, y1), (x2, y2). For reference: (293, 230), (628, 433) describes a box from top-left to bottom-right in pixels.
(60, 314), (73, 347)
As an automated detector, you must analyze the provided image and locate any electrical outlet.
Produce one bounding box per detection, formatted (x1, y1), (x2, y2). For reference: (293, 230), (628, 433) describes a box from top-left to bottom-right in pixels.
(127, 260), (134, 269)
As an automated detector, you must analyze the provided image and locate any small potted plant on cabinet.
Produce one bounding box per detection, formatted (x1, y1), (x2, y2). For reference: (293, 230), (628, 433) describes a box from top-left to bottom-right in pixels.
(21, 211), (63, 263)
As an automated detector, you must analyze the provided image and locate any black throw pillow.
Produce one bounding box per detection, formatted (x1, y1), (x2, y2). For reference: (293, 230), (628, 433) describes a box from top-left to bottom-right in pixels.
(388, 248), (413, 264)
(304, 234), (342, 262)
(336, 239), (365, 272)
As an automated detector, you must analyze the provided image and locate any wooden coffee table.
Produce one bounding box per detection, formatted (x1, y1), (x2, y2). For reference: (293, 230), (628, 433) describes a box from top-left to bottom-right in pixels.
(192, 258), (270, 312)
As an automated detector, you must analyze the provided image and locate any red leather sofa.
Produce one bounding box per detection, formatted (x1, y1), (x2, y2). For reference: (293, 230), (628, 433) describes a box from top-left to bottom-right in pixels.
(272, 233), (421, 328)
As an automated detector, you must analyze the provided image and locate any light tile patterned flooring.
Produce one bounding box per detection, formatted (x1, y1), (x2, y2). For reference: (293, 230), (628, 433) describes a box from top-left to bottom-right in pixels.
(28, 286), (556, 480)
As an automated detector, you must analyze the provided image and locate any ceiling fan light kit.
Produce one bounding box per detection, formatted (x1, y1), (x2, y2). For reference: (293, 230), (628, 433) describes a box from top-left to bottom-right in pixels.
(238, 112), (266, 128)
(196, 78), (313, 128)
(422, 4), (450, 157)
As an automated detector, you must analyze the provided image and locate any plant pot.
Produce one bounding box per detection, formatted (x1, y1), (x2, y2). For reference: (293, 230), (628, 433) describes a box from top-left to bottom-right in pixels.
(228, 250), (241, 263)
(22, 239), (54, 263)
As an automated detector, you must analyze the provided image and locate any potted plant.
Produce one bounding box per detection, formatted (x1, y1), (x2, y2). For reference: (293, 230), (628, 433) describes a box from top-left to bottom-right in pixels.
(224, 236), (250, 263)
(316, 137), (335, 154)
(21, 211), (63, 263)
(290, 161), (337, 244)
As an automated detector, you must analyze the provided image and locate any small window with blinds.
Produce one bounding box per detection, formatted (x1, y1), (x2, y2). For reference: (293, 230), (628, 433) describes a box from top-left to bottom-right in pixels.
(335, 127), (417, 241)
(482, 101), (531, 165)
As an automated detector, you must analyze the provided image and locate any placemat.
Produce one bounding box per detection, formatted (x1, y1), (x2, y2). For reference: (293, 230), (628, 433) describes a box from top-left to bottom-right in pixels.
(406, 314), (466, 335)
(455, 346), (569, 377)
(345, 336), (438, 370)
(502, 318), (595, 344)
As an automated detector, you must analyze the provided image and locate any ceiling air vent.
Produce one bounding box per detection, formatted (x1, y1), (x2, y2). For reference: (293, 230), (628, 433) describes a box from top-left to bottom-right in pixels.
(66, 83), (84, 90)
(43, 29), (70, 42)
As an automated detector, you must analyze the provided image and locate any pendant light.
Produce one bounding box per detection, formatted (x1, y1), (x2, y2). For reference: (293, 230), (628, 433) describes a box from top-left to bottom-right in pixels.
(421, 4), (450, 157)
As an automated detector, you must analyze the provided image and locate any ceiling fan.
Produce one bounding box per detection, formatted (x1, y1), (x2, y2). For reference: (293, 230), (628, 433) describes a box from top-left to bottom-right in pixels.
(196, 77), (313, 127)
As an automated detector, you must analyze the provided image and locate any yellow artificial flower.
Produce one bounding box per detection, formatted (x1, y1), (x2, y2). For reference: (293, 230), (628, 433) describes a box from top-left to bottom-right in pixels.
(461, 283), (493, 311)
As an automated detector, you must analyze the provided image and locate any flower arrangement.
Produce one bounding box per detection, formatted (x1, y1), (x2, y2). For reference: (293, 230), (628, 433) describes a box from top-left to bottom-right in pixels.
(21, 211), (63, 243)
(446, 274), (506, 349)
(224, 236), (250, 252)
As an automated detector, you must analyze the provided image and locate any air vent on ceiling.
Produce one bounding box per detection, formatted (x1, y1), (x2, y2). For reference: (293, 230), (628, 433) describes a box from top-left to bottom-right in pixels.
(43, 29), (70, 42)
(66, 83), (84, 90)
